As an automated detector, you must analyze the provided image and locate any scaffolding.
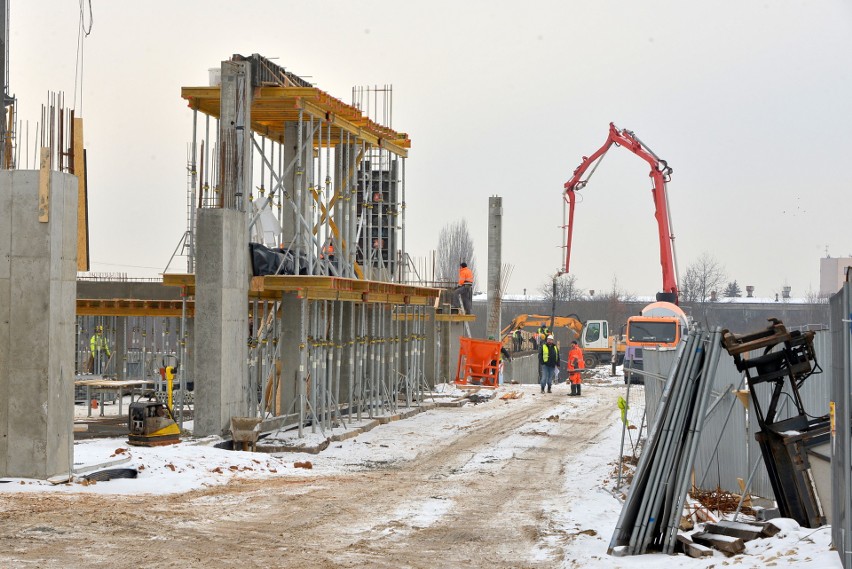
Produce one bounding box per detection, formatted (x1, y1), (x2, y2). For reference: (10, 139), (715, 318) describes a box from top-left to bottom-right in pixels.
(166, 54), (450, 438)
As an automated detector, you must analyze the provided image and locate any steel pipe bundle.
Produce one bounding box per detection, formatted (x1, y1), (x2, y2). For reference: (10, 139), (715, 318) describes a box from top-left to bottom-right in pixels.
(609, 327), (723, 556)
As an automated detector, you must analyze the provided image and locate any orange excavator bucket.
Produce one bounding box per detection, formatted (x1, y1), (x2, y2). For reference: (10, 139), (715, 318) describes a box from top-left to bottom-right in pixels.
(455, 337), (502, 388)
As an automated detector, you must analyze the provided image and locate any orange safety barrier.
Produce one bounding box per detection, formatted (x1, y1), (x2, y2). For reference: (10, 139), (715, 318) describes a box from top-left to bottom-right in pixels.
(455, 337), (502, 388)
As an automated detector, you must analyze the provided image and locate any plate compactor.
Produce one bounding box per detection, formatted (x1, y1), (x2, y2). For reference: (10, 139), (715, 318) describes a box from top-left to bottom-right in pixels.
(127, 365), (180, 447)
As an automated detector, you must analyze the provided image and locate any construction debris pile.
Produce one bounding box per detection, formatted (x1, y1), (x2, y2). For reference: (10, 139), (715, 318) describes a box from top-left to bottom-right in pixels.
(608, 328), (723, 555)
(677, 519), (781, 558)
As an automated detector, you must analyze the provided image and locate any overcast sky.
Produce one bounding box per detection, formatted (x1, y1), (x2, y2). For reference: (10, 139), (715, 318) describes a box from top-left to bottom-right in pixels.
(9, 1), (852, 299)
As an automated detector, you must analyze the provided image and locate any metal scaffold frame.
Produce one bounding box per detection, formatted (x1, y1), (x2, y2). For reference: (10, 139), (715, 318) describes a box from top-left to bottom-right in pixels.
(167, 54), (435, 438)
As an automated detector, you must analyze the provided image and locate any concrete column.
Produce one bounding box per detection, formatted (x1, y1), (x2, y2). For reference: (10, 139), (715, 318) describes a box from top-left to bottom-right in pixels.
(486, 196), (503, 339)
(424, 308), (437, 388)
(218, 59), (252, 212)
(281, 122), (314, 251)
(278, 292), (305, 420)
(448, 321), (465, 382)
(0, 171), (77, 478)
(115, 317), (127, 379)
(193, 208), (249, 436)
(337, 302), (355, 409)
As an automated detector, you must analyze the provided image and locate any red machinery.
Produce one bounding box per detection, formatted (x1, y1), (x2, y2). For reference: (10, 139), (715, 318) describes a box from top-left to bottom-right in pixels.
(563, 122), (679, 304)
(455, 337), (502, 388)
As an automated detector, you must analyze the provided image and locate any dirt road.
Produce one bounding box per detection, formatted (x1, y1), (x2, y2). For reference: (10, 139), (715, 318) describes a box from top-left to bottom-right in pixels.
(0, 385), (621, 569)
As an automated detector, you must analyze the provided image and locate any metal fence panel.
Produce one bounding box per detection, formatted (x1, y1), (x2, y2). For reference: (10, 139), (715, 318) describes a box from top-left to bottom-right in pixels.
(642, 348), (677, 428)
(693, 350), (749, 494)
(831, 284), (851, 568)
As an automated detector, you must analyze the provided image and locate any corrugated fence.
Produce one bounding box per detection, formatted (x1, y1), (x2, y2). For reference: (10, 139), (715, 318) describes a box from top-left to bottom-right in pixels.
(830, 283), (852, 568)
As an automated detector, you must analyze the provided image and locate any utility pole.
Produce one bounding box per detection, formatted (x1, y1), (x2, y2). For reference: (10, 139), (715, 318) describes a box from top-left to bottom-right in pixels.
(486, 196), (502, 339)
(550, 273), (557, 332)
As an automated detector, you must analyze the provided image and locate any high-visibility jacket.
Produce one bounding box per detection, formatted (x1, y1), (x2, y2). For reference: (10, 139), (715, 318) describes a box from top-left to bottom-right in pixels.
(567, 345), (585, 384)
(90, 332), (110, 357)
(539, 343), (559, 367)
(458, 266), (473, 286)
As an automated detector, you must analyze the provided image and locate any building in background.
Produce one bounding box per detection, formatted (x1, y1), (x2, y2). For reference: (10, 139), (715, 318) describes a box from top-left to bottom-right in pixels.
(820, 256), (852, 297)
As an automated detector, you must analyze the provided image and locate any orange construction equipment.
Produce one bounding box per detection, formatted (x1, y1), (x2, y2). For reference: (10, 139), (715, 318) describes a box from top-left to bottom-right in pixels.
(455, 337), (501, 388)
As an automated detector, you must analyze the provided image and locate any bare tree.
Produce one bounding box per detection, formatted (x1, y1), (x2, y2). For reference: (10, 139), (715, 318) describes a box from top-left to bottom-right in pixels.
(804, 287), (829, 304)
(539, 273), (582, 302)
(436, 219), (477, 286)
(680, 252), (727, 304)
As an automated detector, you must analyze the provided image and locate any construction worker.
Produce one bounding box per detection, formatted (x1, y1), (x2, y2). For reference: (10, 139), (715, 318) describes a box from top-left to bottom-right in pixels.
(488, 336), (512, 385)
(537, 325), (551, 346)
(512, 328), (523, 352)
(567, 340), (585, 396)
(89, 325), (111, 375)
(539, 335), (559, 394)
(453, 262), (474, 314)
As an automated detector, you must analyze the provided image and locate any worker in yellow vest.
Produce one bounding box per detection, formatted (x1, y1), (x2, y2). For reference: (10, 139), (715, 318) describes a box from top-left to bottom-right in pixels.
(90, 325), (111, 375)
(539, 335), (559, 393)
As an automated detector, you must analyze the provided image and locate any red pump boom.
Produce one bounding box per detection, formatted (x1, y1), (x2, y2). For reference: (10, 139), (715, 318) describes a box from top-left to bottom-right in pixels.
(562, 122), (679, 304)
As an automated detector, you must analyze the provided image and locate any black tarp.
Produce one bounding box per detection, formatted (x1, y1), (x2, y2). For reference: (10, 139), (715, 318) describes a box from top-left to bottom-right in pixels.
(249, 243), (310, 276)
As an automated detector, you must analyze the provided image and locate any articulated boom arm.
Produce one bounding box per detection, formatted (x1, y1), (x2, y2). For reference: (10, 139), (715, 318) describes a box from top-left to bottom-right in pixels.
(501, 314), (584, 338)
(562, 122), (679, 303)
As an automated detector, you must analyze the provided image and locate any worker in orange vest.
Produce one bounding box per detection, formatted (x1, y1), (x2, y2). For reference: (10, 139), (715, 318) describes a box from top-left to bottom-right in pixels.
(453, 262), (474, 314)
(567, 340), (585, 396)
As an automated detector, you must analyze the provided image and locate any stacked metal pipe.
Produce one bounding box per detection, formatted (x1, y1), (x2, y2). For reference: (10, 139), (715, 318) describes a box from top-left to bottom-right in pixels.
(609, 327), (723, 555)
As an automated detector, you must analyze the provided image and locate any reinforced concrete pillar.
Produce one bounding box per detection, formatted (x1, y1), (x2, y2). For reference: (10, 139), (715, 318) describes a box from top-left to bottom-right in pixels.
(282, 121), (314, 251)
(424, 307), (437, 388)
(278, 293), (305, 421)
(0, 170), (77, 478)
(193, 211), (249, 436)
(338, 302), (355, 408)
(486, 196), (502, 339)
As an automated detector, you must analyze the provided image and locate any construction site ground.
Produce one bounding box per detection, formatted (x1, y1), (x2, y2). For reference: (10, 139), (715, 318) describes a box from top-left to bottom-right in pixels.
(0, 376), (838, 568)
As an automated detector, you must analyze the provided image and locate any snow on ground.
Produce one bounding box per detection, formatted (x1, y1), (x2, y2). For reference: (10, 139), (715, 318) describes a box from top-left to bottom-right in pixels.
(3, 379), (842, 567)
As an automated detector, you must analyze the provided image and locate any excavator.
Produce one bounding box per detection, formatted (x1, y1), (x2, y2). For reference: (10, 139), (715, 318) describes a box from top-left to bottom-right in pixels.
(501, 314), (626, 368)
(562, 123), (686, 349)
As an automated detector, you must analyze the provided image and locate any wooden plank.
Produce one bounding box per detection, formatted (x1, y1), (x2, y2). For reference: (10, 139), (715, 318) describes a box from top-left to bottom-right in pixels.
(74, 118), (89, 270)
(676, 535), (713, 558)
(162, 274), (195, 288)
(704, 520), (764, 542)
(38, 147), (50, 222)
(435, 313), (476, 322)
(691, 532), (745, 556)
(76, 299), (194, 317)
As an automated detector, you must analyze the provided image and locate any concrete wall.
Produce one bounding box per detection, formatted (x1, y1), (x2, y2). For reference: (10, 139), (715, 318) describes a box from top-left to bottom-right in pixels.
(193, 208), (249, 436)
(505, 353), (538, 384)
(0, 170), (77, 478)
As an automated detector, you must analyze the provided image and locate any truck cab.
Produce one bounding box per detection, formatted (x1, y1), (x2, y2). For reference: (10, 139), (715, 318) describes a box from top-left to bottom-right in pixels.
(581, 319), (626, 368)
(626, 301), (688, 349)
